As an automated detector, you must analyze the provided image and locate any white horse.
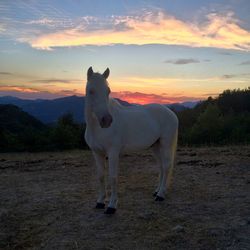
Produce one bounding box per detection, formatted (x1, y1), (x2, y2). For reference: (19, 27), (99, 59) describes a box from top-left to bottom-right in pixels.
(84, 67), (178, 214)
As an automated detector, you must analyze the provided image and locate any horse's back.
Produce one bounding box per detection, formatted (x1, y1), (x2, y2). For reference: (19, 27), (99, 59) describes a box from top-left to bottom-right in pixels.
(142, 103), (178, 145)
(143, 103), (178, 129)
(112, 102), (178, 151)
(115, 102), (178, 132)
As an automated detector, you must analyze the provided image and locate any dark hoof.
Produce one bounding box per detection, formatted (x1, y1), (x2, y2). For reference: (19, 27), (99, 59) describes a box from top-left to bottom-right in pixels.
(104, 207), (116, 214)
(153, 192), (158, 197)
(155, 195), (165, 201)
(95, 202), (105, 209)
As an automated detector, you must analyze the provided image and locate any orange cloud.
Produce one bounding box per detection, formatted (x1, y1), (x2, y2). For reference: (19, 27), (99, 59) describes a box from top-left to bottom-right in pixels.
(24, 11), (250, 51)
(111, 91), (201, 104)
(0, 85), (82, 99)
(0, 85), (40, 93)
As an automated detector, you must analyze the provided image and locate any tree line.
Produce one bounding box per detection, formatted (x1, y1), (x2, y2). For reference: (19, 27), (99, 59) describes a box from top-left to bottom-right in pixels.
(177, 87), (250, 145)
(0, 88), (249, 152)
(0, 109), (88, 152)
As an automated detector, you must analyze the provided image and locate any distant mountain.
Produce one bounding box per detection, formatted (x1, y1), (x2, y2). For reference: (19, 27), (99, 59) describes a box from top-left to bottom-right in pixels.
(0, 95), (85, 123)
(167, 103), (187, 112)
(0, 96), (33, 106)
(0, 95), (197, 123)
(181, 101), (199, 108)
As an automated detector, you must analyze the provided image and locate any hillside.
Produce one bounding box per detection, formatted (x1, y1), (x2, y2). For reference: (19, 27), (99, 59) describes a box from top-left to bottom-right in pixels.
(0, 95), (85, 124)
(0, 95), (195, 124)
(0, 88), (249, 152)
(0, 104), (45, 133)
(0, 104), (48, 152)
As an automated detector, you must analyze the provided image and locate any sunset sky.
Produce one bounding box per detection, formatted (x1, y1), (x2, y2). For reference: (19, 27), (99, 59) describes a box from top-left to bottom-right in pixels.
(0, 0), (250, 104)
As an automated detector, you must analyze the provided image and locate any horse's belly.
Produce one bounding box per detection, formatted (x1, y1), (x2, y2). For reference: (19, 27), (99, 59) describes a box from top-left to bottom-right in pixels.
(121, 140), (156, 152)
(121, 116), (159, 152)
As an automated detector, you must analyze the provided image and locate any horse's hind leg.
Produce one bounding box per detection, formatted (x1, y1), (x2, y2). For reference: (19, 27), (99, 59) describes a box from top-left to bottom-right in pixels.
(155, 133), (177, 201)
(152, 141), (163, 196)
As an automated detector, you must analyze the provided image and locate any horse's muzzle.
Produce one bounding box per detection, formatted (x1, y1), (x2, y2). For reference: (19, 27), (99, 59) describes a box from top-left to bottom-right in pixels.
(100, 114), (113, 128)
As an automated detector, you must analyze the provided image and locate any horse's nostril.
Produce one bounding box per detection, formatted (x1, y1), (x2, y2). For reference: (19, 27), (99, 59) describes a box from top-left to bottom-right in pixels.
(100, 114), (112, 128)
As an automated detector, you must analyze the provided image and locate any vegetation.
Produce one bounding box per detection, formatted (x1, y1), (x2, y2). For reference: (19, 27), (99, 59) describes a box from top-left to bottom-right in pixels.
(177, 88), (250, 145)
(0, 88), (249, 152)
(0, 105), (87, 152)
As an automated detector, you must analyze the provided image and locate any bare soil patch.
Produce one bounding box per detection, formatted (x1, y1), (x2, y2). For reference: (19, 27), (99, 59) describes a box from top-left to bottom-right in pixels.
(0, 146), (250, 249)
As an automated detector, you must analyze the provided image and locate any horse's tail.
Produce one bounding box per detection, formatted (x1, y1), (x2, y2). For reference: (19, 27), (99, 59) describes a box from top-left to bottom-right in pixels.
(167, 127), (178, 190)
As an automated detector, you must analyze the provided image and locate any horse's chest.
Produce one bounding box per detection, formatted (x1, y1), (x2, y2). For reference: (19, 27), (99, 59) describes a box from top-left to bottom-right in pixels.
(85, 129), (109, 152)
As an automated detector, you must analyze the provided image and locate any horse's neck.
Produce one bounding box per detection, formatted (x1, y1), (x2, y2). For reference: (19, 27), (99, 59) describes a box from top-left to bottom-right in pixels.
(85, 101), (97, 128)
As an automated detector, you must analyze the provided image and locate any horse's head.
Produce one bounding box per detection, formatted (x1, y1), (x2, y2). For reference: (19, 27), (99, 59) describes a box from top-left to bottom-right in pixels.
(85, 67), (113, 128)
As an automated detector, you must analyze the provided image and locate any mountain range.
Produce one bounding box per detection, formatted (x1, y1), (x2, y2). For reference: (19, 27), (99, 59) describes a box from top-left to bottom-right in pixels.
(0, 95), (198, 124)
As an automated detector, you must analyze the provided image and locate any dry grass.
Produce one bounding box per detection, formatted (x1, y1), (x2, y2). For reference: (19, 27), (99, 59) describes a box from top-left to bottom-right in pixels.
(0, 146), (250, 249)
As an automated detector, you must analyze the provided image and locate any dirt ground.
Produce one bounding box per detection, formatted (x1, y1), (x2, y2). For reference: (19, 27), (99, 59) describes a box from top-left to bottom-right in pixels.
(0, 146), (249, 250)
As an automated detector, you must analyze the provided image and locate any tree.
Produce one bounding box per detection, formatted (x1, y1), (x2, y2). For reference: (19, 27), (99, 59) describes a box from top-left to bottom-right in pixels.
(52, 113), (87, 150)
(188, 104), (223, 144)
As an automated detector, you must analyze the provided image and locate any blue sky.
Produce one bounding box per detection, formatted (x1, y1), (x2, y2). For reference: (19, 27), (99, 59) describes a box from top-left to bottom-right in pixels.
(0, 0), (249, 103)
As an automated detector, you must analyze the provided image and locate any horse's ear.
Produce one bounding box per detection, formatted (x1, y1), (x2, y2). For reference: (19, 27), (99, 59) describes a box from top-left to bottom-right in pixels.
(87, 67), (93, 80)
(103, 68), (110, 79)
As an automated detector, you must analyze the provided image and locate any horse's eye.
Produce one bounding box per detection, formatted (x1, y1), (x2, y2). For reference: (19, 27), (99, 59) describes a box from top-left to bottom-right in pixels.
(89, 90), (95, 95)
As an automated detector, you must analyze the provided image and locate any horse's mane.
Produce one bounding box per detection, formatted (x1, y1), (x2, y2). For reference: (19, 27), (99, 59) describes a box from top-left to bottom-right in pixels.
(109, 98), (124, 109)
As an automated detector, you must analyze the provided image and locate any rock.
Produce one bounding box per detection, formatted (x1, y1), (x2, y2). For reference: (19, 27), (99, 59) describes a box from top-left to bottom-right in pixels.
(138, 212), (155, 220)
(239, 220), (248, 226)
(172, 225), (185, 233)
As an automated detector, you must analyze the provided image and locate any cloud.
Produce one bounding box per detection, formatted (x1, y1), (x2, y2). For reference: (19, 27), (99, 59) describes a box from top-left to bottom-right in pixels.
(0, 85), (81, 100)
(111, 91), (200, 104)
(30, 78), (82, 84)
(164, 58), (200, 65)
(0, 85), (40, 94)
(221, 74), (236, 79)
(31, 79), (72, 84)
(26, 18), (62, 27)
(218, 51), (232, 55)
(220, 73), (250, 79)
(0, 71), (12, 75)
(0, 90), (65, 100)
(239, 60), (250, 65)
(0, 23), (5, 33)
(17, 10), (250, 51)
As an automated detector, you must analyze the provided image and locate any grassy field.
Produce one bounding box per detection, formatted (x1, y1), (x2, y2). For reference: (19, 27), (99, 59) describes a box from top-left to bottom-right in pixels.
(0, 146), (249, 249)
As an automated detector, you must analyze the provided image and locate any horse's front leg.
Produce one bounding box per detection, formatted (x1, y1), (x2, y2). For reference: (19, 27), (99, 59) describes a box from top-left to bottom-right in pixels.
(93, 151), (106, 209)
(105, 150), (119, 214)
